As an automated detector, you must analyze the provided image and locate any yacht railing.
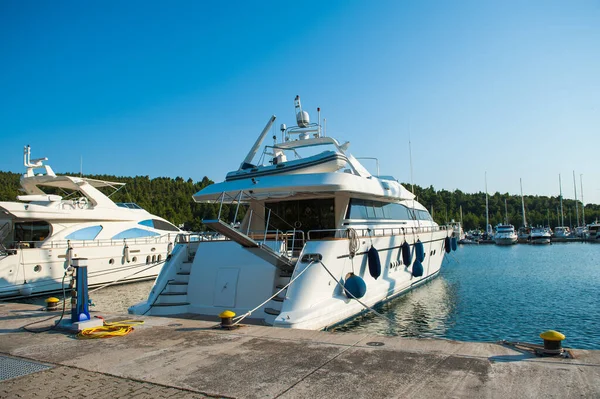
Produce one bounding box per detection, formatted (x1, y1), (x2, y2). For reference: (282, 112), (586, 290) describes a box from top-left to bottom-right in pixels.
(307, 225), (449, 240)
(5, 233), (179, 250)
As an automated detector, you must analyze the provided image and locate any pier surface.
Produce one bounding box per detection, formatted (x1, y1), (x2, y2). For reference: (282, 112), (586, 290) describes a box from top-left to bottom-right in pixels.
(1, 302), (599, 399)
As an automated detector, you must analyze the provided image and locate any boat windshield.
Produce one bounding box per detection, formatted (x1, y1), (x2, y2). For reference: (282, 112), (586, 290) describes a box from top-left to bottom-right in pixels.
(116, 203), (143, 210)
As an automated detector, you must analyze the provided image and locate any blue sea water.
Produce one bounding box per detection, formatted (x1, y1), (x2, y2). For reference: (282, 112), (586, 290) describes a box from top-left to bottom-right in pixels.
(332, 242), (600, 350)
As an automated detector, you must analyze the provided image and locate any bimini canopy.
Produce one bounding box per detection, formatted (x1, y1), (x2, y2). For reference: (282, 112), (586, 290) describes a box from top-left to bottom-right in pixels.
(21, 175), (125, 195)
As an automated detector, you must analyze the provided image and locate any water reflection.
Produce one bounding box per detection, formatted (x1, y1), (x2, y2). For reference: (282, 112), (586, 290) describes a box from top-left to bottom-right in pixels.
(332, 277), (456, 338)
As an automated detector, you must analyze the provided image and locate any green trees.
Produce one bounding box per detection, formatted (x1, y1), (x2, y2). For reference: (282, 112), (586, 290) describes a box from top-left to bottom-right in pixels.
(1, 170), (598, 231)
(408, 183), (599, 230)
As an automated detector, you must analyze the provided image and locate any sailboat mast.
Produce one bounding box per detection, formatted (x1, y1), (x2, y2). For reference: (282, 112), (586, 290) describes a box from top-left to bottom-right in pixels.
(559, 174), (564, 226)
(580, 174), (585, 225)
(485, 172), (489, 236)
(504, 199), (508, 224)
(573, 170), (579, 227)
(520, 178), (527, 227)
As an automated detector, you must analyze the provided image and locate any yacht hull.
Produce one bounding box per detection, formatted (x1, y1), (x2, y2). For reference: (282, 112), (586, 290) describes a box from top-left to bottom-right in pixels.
(0, 238), (174, 299)
(494, 237), (518, 245)
(130, 229), (448, 330)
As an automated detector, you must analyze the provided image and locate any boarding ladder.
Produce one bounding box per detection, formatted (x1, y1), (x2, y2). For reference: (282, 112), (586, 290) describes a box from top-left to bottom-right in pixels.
(202, 190), (300, 272)
(202, 219), (295, 271)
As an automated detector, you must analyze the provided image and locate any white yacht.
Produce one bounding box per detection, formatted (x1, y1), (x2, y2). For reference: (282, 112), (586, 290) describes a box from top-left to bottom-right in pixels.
(130, 96), (452, 330)
(529, 227), (551, 244)
(0, 146), (181, 299)
(553, 226), (571, 240)
(493, 224), (518, 245)
(586, 221), (600, 242)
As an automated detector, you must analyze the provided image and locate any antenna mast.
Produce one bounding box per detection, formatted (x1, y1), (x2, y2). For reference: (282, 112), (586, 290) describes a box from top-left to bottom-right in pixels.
(573, 170), (579, 227)
(580, 174), (585, 225)
(520, 178), (527, 227)
(485, 172), (489, 237)
(559, 174), (564, 226)
(408, 138), (414, 194)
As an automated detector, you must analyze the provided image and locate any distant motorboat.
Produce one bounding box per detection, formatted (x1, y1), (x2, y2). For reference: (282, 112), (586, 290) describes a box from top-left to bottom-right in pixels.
(517, 226), (530, 243)
(586, 221), (600, 242)
(529, 227), (551, 245)
(493, 224), (518, 245)
(553, 226), (571, 239)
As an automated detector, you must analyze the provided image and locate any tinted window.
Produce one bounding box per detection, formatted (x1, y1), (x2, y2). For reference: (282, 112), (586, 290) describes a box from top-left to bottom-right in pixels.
(152, 219), (179, 231)
(415, 209), (433, 221)
(14, 221), (51, 242)
(346, 199), (415, 221)
(66, 226), (103, 240)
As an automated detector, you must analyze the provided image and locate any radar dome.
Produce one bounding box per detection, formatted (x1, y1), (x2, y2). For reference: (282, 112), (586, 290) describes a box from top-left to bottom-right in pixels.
(296, 110), (310, 127)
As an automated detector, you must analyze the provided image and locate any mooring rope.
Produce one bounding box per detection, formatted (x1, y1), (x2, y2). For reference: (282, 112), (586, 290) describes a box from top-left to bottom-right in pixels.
(77, 318), (144, 339)
(347, 228), (359, 259)
(229, 260), (317, 326)
(88, 259), (167, 294)
(318, 260), (396, 326)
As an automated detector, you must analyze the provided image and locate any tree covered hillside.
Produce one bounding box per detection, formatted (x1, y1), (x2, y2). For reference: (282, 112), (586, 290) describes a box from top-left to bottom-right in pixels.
(1, 171), (598, 231)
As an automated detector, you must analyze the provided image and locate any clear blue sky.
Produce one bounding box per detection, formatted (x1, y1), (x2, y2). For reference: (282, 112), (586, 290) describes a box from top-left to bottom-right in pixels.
(1, 1), (599, 206)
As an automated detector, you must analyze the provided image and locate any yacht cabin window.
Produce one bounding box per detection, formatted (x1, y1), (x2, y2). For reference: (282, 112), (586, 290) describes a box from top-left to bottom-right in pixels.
(65, 225), (103, 240)
(112, 228), (161, 239)
(265, 198), (335, 232)
(14, 221), (51, 243)
(138, 219), (179, 231)
(346, 199), (416, 221)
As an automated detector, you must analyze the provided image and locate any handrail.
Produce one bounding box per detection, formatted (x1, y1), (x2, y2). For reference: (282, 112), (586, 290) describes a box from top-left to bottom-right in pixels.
(204, 189), (306, 260)
(6, 233), (179, 250)
(306, 225), (448, 240)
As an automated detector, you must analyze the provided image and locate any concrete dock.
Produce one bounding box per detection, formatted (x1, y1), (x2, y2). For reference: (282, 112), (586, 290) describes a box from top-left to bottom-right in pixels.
(1, 302), (599, 399)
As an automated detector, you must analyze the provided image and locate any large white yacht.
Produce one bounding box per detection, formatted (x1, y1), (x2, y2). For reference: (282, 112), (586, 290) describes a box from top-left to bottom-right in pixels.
(130, 96), (452, 330)
(493, 224), (518, 245)
(0, 146), (181, 299)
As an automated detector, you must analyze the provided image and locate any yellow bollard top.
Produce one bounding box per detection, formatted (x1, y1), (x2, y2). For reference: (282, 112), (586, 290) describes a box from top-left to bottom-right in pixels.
(540, 330), (566, 341)
(219, 310), (236, 318)
(45, 297), (60, 303)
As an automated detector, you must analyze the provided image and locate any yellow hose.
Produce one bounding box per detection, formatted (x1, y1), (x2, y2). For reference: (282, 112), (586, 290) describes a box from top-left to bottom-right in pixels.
(77, 319), (144, 339)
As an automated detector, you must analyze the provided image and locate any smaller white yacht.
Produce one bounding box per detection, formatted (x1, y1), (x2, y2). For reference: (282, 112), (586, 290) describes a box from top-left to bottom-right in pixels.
(493, 224), (518, 245)
(517, 226), (530, 243)
(0, 146), (181, 299)
(586, 221), (600, 242)
(553, 226), (571, 240)
(529, 227), (551, 245)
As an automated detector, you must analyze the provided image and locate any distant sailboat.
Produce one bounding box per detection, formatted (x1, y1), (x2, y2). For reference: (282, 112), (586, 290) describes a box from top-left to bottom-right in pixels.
(494, 198), (518, 245)
(517, 178), (530, 242)
(554, 174), (572, 240)
(484, 172), (492, 240)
